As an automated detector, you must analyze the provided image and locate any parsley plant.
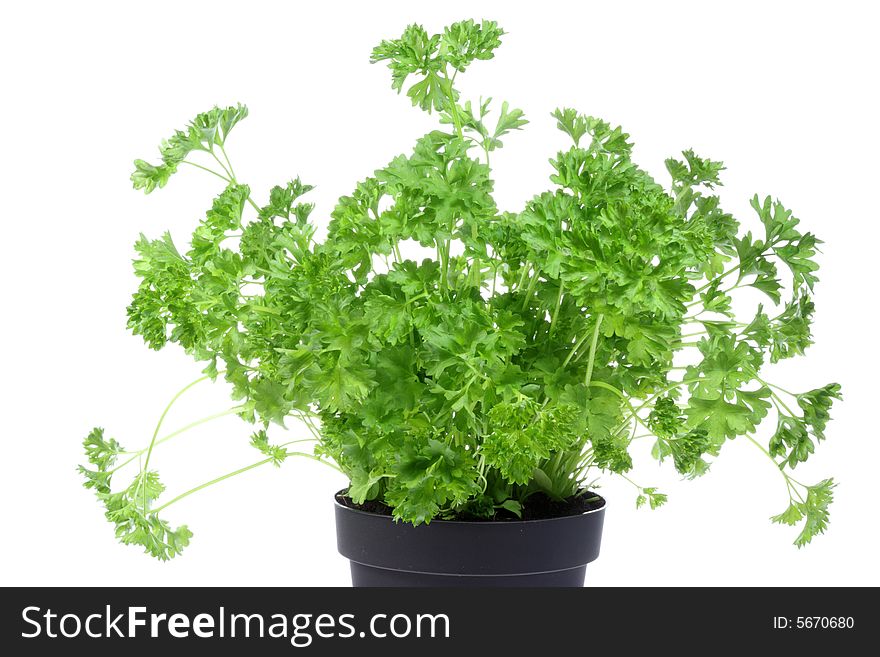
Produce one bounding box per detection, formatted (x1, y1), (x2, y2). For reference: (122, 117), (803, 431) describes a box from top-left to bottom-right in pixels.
(80, 20), (841, 560)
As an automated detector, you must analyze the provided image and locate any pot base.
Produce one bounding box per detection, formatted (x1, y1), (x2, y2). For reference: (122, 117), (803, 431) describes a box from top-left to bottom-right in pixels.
(336, 490), (605, 588)
(350, 562), (588, 587)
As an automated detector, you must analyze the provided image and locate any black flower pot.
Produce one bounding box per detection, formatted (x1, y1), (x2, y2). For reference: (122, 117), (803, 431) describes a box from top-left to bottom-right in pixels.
(334, 492), (606, 587)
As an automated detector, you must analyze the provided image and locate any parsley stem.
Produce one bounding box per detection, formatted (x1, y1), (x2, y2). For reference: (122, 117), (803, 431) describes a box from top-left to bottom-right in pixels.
(561, 332), (590, 369)
(517, 265), (529, 290)
(151, 458), (272, 514)
(301, 414), (323, 441)
(181, 160), (230, 182)
(583, 314), (604, 388)
(548, 281), (564, 336)
(149, 406), (244, 447)
(743, 433), (804, 503)
(140, 375), (213, 508)
(758, 378), (798, 398)
(692, 263), (742, 296)
(442, 70), (464, 139)
(617, 473), (644, 491)
(151, 450), (342, 515)
(112, 406), (245, 473)
(786, 479), (806, 504)
(210, 150), (234, 180)
(757, 378), (799, 416)
(520, 271), (539, 311)
(219, 144), (237, 180)
(248, 304), (282, 315)
(770, 393), (798, 418)
(685, 283), (745, 308)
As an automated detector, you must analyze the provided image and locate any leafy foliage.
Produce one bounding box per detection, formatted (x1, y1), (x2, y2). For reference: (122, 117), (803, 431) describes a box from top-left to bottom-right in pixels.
(768, 383), (843, 469)
(79, 428), (192, 560)
(250, 429), (289, 466)
(771, 478), (835, 547)
(131, 104), (247, 193)
(83, 19), (840, 559)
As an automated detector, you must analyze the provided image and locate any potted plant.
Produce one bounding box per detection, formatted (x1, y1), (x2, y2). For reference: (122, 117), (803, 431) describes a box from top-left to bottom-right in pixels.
(80, 19), (841, 586)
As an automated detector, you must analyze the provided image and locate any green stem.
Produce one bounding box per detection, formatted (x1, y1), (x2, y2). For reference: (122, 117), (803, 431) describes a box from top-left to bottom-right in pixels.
(301, 414), (323, 442)
(404, 291), (429, 306)
(219, 144), (237, 180)
(515, 265), (530, 292)
(442, 70), (464, 139)
(151, 458), (272, 514)
(683, 316), (747, 328)
(140, 375), (212, 507)
(628, 418), (639, 444)
(575, 448), (594, 471)
(548, 282), (565, 336)
(759, 378), (798, 398)
(206, 148), (260, 214)
(182, 158), (259, 214)
(692, 264), (742, 296)
(469, 226), (482, 288)
(437, 69), (470, 294)
(770, 391), (799, 418)
(617, 473), (644, 491)
(562, 332), (591, 369)
(148, 406), (244, 449)
(248, 304), (282, 316)
(151, 448), (343, 515)
(112, 406), (244, 473)
(443, 241), (451, 292)
(583, 314), (604, 387)
(437, 239), (450, 293)
(181, 160), (231, 182)
(520, 271), (539, 312)
(743, 433), (805, 503)
(210, 150), (234, 180)
(755, 376), (799, 415)
(679, 329), (709, 339)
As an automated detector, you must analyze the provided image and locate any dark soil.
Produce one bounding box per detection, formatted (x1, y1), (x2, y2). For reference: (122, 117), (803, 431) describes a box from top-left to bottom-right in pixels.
(337, 490), (605, 522)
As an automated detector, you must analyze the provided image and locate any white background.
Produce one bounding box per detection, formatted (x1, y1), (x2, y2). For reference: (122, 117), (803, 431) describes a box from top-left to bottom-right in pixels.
(2, 0), (878, 587)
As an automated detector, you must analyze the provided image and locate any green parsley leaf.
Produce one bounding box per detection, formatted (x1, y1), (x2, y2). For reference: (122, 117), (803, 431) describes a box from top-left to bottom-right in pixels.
(131, 104), (247, 193)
